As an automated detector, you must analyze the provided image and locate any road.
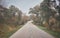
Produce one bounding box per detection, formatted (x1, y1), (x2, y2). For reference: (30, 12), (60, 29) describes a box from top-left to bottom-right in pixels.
(9, 21), (54, 38)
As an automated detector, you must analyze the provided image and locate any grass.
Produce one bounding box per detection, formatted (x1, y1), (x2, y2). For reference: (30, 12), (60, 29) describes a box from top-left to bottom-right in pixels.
(8, 26), (22, 38)
(37, 26), (60, 38)
(1, 25), (23, 38)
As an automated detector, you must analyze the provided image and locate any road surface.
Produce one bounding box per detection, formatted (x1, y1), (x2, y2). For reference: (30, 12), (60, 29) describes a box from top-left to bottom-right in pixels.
(9, 21), (54, 38)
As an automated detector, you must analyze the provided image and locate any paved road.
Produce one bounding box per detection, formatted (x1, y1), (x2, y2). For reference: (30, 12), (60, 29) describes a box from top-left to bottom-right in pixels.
(10, 21), (54, 38)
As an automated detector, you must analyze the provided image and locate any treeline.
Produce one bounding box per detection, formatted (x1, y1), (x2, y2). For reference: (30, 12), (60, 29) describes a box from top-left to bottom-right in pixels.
(0, 5), (29, 26)
(0, 5), (22, 26)
(0, 5), (29, 37)
(29, 0), (60, 32)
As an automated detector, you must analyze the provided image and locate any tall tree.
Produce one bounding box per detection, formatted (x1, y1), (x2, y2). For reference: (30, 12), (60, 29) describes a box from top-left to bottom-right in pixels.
(8, 5), (22, 25)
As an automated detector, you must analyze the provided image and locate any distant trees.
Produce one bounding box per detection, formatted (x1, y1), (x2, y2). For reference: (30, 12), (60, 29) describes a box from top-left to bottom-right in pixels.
(29, 0), (60, 32)
(21, 14), (30, 24)
(0, 5), (8, 24)
(0, 5), (23, 26)
(0, 5), (30, 37)
(29, 5), (41, 25)
(0, 5), (30, 26)
(8, 5), (22, 25)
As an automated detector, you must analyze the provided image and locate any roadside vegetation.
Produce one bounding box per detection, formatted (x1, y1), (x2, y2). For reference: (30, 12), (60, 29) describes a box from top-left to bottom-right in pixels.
(37, 25), (60, 38)
(0, 5), (29, 38)
(2, 25), (23, 38)
(29, 0), (60, 38)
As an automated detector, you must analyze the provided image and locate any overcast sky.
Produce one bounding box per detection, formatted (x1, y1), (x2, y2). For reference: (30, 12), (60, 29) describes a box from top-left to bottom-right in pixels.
(1, 0), (43, 14)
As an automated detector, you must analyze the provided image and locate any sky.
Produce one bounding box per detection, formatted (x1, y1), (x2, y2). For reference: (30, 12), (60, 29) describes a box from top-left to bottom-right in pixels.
(1, 0), (43, 15)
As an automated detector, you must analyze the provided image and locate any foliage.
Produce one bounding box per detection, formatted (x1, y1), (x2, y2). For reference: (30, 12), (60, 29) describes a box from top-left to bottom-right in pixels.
(0, 5), (24, 38)
(29, 0), (60, 32)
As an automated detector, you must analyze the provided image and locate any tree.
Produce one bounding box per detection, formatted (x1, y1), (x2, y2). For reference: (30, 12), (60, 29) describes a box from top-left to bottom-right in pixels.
(29, 0), (60, 30)
(29, 5), (42, 25)
(0, 5), (22, 26)
(29, 5), (40, 17)
(8, 5), (22, 25)
(0, 5), (8, 24)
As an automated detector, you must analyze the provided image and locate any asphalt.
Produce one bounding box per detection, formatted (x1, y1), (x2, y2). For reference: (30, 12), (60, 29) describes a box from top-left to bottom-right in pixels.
(9, 21), (54, 38)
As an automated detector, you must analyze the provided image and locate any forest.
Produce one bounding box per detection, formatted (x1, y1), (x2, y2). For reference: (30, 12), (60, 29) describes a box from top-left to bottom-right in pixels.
(29, 0), (60, 38)
(29, 0), (60, 32)
(0, 0), (60, 38)
(0, 5), (30, 38)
